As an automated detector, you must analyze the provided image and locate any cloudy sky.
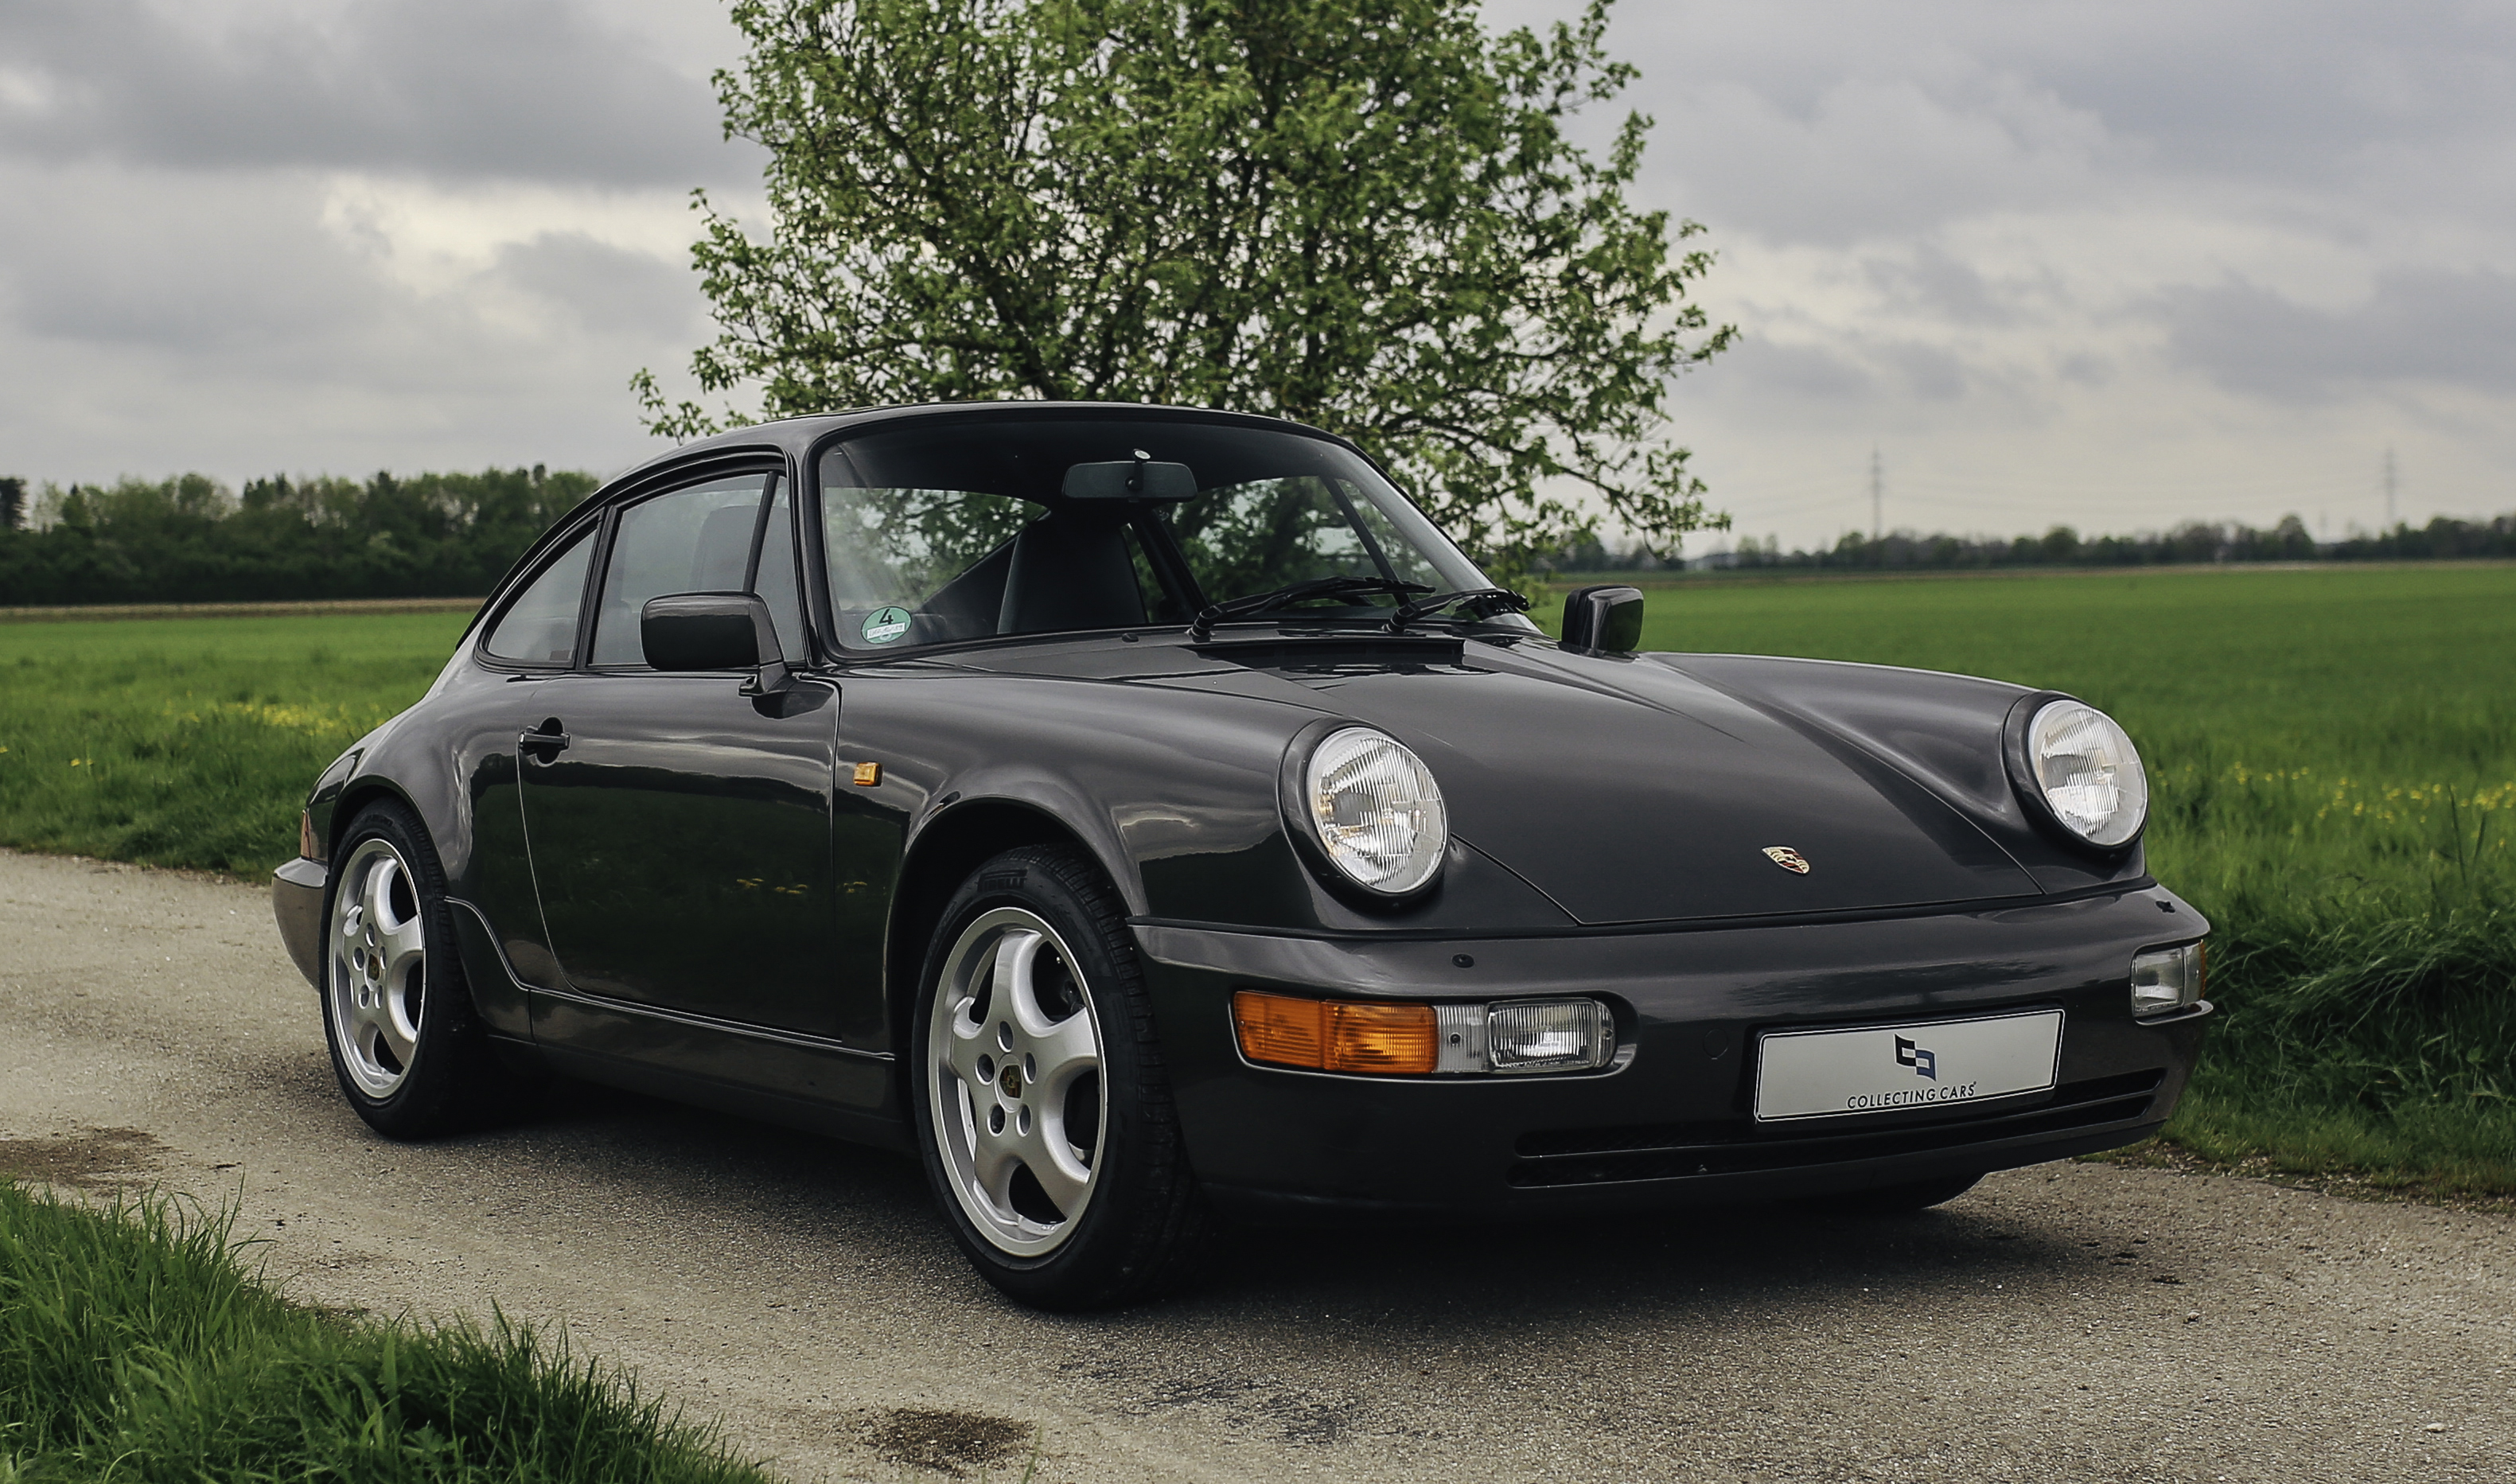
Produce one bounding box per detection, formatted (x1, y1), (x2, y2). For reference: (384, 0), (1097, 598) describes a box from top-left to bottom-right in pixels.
(4, 0), (2511, 551)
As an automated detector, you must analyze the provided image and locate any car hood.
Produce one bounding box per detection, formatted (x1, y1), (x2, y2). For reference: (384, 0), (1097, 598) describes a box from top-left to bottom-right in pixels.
(960, 633), (2045, 926)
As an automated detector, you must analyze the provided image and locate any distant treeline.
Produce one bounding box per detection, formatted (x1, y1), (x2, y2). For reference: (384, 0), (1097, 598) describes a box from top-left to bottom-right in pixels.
(0, 469), (597, 606)
(1549, 511), (2516, 574)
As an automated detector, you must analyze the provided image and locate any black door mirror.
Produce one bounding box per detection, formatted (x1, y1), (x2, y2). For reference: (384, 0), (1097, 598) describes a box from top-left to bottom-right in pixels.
(641, 592), (791, 693)
(1560, 585), (1645, 656)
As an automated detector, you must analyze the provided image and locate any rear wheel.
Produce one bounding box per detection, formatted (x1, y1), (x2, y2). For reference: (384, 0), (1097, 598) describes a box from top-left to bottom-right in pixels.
(911, 845), (1209, 1308)
(321, 800), (535, 1138)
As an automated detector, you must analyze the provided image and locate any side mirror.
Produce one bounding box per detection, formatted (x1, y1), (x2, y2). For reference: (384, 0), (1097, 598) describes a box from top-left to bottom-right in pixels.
(1560, 585), (1644, 656)
(642, 592), (791, 694)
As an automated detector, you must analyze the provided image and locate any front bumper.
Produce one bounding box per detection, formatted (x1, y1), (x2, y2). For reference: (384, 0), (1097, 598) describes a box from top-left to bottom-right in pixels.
(1135, 884), (2212, 1219)
(272, 857), (328, 989)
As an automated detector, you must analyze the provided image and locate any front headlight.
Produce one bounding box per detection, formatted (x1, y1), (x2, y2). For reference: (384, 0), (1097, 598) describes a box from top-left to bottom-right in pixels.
(1302, 726), (1447, 895)
(2023, 699), (2148, 848)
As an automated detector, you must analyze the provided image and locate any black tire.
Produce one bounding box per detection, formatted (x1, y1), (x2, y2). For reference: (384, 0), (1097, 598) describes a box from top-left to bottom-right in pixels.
(319, 800), (537, 1139)
(1826, 1172), (1984, 1215)
(909, 844), (1210, 1309)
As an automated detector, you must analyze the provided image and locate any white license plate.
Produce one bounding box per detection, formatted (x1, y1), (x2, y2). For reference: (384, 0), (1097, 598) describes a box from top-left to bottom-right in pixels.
(1753, 1008), (2064, 1123)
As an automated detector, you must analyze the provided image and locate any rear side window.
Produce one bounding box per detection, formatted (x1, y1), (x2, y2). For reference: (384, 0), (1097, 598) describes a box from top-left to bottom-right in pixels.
(481, 528), (594, 665)
(589, 472), (773, 667)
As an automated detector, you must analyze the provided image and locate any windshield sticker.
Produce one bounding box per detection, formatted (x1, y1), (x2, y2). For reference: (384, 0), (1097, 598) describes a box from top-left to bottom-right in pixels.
(861, 607), (913, 645)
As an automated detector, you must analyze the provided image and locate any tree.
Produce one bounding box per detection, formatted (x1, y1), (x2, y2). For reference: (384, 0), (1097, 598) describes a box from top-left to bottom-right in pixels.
(0, 477), (23, 532)
(638, 0), (1732, 580)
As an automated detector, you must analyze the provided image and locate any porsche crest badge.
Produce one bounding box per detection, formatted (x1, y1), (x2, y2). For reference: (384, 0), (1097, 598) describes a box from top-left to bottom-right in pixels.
(1762, 846), (1812, 874)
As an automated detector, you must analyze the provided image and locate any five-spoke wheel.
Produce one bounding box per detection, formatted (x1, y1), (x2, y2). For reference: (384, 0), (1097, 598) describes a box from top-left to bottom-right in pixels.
(317, 800), (536, 1137)
(911, 844), (1209, 1308)
(328, 836), (429, 1098)
(928, 907), (1107, 1256)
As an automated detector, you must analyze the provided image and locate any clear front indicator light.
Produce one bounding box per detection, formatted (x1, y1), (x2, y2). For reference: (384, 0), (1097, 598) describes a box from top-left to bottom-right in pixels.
(1233, 991), (1615, 1076)
(1486, 999), (1618, 1073)
(2130, 941), (2206, 1017)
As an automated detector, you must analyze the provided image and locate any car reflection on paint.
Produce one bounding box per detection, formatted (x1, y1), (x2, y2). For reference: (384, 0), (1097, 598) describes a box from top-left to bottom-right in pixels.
(271, 403), (2211, 1309)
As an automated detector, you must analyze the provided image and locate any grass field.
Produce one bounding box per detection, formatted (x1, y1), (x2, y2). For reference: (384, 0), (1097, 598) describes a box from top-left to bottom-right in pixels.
(1, 565), (2510, 1197)
(1548, 563), (2516, 1199)
(0, 610), (473, 874)
(0, 1179), (769, 1482)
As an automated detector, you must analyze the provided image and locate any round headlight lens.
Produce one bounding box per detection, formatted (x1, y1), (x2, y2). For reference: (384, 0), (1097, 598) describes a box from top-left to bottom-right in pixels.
(2027, 699), (2148, 847)
(1304, 727), (1448, 894)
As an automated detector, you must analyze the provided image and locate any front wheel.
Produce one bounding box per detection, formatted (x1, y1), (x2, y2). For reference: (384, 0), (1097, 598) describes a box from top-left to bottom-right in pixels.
(911, 845), (1209, 1309)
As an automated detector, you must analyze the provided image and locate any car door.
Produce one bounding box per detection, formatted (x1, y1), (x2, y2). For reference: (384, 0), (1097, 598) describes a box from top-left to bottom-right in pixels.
(516, 465), (843, 1035)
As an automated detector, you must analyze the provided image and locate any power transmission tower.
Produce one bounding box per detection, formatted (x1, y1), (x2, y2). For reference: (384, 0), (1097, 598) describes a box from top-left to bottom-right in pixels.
(2384, 447), (2397, 529)
(1869, 447), (1883, 545)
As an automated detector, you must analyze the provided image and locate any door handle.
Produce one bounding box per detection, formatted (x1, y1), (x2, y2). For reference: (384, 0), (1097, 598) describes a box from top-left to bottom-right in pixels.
(519, 726), (571, 757)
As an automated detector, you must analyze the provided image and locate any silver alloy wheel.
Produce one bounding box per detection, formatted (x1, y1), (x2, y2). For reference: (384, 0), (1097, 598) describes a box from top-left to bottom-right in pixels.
(926, 906), (1108, 1257)
(327, 837), (428, 1098)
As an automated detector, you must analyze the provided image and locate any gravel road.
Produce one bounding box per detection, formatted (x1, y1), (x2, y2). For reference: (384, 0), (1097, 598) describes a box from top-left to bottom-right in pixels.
(2, 847), (2509, 1482)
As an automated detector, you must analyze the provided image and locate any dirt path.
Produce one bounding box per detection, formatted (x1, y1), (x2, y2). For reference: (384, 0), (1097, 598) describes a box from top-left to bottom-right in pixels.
(2, 847), (2509, 1482)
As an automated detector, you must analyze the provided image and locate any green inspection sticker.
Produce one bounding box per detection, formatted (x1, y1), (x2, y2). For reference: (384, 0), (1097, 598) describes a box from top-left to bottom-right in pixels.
(861, 607), (913, 645)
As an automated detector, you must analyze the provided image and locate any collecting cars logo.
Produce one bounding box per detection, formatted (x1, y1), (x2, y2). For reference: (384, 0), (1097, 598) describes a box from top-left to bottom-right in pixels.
(1842, 1031), (1980, 1110)
(1760, 845), (1812, 874)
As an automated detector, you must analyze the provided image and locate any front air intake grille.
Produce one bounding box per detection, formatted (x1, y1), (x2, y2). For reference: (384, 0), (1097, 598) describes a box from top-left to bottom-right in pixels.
(1507, 1069), (2165, 1188)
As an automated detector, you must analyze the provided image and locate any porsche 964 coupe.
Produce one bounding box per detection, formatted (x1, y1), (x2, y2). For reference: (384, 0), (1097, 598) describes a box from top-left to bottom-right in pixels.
(273, 402), (2210, 1307)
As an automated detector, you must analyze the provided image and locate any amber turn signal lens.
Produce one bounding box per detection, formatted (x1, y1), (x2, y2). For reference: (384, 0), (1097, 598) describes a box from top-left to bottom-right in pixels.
(1232, 991), (1438, 1075)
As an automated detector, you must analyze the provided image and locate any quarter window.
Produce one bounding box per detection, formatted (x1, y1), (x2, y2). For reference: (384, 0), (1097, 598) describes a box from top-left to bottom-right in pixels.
(481, 528), (594, 665)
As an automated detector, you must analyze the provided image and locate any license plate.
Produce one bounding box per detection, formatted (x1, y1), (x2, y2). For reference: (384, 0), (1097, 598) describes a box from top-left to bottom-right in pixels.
(1753, 1008), (2064, 1123)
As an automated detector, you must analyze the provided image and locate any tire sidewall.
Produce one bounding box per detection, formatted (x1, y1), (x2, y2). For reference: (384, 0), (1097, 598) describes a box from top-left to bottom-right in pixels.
(909, 847), (1185, 1306)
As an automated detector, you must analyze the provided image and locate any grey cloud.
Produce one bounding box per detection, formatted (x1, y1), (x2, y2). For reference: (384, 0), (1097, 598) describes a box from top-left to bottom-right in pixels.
(2165, 270), (2516, 400)
(1864, 244), (2009, 325)
(1519, 0), (2516, 241)
(0, 159), (685, 482)
(0, 0), (754, 189)
(495, 232), (708, 338)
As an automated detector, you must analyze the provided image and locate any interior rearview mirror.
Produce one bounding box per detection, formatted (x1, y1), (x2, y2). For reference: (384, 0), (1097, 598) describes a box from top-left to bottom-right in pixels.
(642, 591), (791, 693)
(1061, 458), (1198, 501)
(1560, 585), (1645, 656)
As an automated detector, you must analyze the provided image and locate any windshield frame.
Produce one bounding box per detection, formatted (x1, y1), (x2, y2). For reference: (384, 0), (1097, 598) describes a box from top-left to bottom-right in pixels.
(799, 408), (1532, 658)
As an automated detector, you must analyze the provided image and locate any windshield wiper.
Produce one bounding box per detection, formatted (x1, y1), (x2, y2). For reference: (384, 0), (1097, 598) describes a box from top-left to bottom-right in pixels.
(1384, 587), (1532, 633)
(1187, 575), (1432, 641)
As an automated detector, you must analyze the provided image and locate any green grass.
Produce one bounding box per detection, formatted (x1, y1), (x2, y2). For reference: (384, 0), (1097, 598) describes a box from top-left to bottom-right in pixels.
(3, 569), (2511, 1198)
(1545, 564), (2516, 1199)
(0, 612), (472, 874)
(0, 1179), (769, 1482)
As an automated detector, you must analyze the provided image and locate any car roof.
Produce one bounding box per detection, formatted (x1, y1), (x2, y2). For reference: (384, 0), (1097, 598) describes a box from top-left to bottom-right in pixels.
(613, 400), (1357, 489)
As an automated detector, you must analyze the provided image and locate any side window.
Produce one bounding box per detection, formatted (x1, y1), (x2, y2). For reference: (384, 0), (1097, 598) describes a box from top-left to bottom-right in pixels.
(589, 472), (770, 667)
(753, 478), (807, 661)
(481, 528), (594, 665)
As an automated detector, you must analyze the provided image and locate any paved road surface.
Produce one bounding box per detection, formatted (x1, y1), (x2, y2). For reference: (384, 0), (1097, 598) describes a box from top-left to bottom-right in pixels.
(2, 848), (2509, 1482)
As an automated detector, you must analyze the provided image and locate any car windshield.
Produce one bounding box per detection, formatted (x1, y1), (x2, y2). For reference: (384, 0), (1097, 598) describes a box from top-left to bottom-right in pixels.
(817, 415), (1521, 652)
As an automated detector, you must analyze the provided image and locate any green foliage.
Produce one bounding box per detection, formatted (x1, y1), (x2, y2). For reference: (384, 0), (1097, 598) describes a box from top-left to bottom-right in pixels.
(0, 1181), (770, 1482)
(0, 613), (472, 874)
(0, 468), (598, 606)
(644, 0), (1733, 582)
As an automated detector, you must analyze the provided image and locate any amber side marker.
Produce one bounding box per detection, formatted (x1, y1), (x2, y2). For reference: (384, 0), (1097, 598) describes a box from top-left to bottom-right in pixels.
(851, 761), (882, 786)
(1232, 990), (1438, 1075)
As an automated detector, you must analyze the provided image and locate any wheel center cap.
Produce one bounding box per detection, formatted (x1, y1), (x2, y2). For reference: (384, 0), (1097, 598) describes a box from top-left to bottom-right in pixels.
(999, 1063), (1022, 1099)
